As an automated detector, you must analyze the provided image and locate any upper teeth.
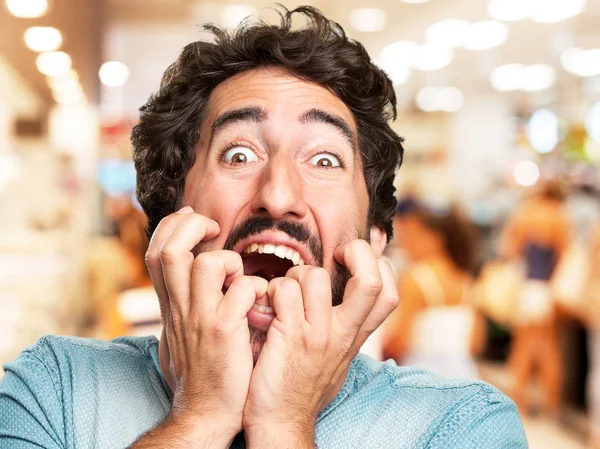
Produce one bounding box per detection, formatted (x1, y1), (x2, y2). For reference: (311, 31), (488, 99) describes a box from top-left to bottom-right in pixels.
(242, 243), (305, 266)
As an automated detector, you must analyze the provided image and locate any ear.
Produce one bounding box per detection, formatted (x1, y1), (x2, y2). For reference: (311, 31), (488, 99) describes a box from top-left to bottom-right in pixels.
(369, 225), (387, 258)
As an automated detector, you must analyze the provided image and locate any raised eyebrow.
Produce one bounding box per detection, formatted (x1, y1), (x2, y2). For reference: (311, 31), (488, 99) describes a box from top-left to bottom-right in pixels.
(209, 106), (267, 147)
(299, 108), (357, 154)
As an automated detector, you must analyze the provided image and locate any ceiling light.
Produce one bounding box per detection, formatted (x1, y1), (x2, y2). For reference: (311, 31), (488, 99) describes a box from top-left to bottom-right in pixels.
(490, 63), (554, 92)
(379, 41), (418, 69)
(513, 160), (540, 187)
(464, 21), (508, 51)
(586, 102), (600, 144)
(24, 27), (62, 53)
(99, 61), (130, 87)
(426, 19), (470, 49)
(527, 109), (559, 153)
(220, 5), (258, 28)
(47, 69), (80, 91)
(6, 0), (47, 18)
(375, 62), (411, 86)
(561, 47), (600, 77)
(488, 0), (586, 23)
(36, 51), (72, 77)
(416, 87), (441, 111)
(561, 47), (585, 74)
(349, 8), (388, 32)
(414, 44), (453, 71)
(529, 0), (587, 23)
(521, 64), (555, 91)
(53, 88), (86, 106)
(490, 63), (523, 91)
(440, 87), (464, 112)
(488, 0), (529, 21)
(49, 77), (80, 94)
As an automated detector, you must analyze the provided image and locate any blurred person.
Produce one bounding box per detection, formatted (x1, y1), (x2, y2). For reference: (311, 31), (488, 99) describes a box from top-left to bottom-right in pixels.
(500, 180), (570, 415)
(382, 202), (486, 379)
(580, 219), (600, 449)
(110, 197), (162, 338)
(0, 7), (526, 448)
(86, 196), (153, 338)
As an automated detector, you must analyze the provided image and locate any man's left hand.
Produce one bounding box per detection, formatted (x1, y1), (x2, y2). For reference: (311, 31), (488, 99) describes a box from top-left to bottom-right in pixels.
(242, 240), (399, 448)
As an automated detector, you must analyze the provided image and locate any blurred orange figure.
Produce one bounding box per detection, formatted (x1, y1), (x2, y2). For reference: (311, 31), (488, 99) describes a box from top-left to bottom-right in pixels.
(500, 180), (570, 415)
(383, 202), (485, 379)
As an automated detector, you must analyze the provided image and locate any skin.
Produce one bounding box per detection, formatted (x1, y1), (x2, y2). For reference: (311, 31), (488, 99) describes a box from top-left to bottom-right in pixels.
(133, 67), (399, 449)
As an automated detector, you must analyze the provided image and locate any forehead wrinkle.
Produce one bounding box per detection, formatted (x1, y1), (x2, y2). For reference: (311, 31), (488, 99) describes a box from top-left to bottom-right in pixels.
(199, 68), (360, 155)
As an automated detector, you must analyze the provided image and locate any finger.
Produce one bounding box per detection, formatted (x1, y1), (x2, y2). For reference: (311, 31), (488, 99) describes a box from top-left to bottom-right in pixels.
(160, 213), (221, 319)
(333, 240), (382, 332)
(145, 206), (194, 316)
(286, 266), (332, 329)
(191, 250), (244, 317)
(353, 259), (399, 349)
(268, 277), (305, 326)
(218, 275), (268, 320)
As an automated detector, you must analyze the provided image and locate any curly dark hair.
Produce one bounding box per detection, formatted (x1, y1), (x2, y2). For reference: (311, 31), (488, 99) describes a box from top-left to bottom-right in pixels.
(132, 5), (404, 241)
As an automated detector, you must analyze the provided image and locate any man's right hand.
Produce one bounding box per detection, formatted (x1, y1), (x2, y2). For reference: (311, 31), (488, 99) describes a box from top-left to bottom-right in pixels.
(137, 206), (267, 448)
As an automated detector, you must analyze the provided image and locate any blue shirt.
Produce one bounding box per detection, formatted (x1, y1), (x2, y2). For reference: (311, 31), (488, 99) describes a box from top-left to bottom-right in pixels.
(0, 335), (528, 448)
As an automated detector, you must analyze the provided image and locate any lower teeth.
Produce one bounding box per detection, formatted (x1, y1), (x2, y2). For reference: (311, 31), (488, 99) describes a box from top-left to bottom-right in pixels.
(252, 303), (274, 314)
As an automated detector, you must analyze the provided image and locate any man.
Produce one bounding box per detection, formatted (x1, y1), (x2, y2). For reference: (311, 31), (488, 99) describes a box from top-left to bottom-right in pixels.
(0, 6), (527, 448)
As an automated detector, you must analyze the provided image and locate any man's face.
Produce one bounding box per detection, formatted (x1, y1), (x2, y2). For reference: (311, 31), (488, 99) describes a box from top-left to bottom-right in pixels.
(183, 67), (373, 358)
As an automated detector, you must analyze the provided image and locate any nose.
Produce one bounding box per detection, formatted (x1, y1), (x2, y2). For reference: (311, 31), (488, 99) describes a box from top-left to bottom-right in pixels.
(250, 154), (307, 220)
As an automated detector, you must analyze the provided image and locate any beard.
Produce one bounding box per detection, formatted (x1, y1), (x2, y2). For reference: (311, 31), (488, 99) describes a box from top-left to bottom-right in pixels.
(195, 215), (369, 361)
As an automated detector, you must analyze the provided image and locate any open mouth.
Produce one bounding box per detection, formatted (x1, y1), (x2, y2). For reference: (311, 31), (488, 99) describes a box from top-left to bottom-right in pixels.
(241, 243), (306, 281)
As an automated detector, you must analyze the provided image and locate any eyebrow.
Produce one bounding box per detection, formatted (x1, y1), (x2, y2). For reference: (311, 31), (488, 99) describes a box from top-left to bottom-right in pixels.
(299, 108), (357, 154)
(210, 106), (267, 146)
(209, 105), (357, 153)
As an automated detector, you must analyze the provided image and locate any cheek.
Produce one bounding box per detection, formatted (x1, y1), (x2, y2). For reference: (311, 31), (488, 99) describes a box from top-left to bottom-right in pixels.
(184, 170), (255, 248)
(308, 193), (363, 272)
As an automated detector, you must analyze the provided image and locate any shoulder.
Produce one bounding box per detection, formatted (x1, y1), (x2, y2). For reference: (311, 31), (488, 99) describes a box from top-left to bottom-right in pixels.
(1, 336), (169, 447)
(351, 354), (505, 403)
(3, 334), (161, 392)
(13, 334), (159, 365)
(335, 355), (527, 447)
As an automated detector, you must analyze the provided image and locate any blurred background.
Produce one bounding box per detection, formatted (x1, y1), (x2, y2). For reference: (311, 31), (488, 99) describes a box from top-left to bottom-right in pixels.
(1, 0), (600, 447)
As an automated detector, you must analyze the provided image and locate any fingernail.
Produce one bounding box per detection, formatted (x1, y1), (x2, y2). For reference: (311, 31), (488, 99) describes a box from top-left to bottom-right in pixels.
(177, 206), (193, 214)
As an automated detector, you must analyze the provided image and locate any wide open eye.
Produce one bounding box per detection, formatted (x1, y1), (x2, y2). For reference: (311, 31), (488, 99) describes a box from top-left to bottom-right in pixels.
(309, 153), (342, 168)
(221, 146), (259, 164)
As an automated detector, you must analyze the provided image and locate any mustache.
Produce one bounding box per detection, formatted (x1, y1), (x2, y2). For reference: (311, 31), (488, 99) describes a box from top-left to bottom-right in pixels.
(223, 216), (323, 266)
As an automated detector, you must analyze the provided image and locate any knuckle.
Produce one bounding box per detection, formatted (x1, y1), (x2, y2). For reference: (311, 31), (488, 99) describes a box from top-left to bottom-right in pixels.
(360, 274), (383, 296)
(206, 321), (231, 339)
(304, 266), (330, 285)
(225, 250), (243, 264)
(349, 239), (369, 252)
(278, 277), (299, 291)
(193, 252), (218, 270)
(386, 290), (401, 309)
(230, 275), (252, 289)
(158, 243), (179, 264)
(156, 212), (177, 230)
(144, 251), (159, 270)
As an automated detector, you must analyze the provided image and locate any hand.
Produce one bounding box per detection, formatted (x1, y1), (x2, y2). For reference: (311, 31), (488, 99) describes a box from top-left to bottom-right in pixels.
(242, 240), (399, 447)
(145, 206), (268, 445)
